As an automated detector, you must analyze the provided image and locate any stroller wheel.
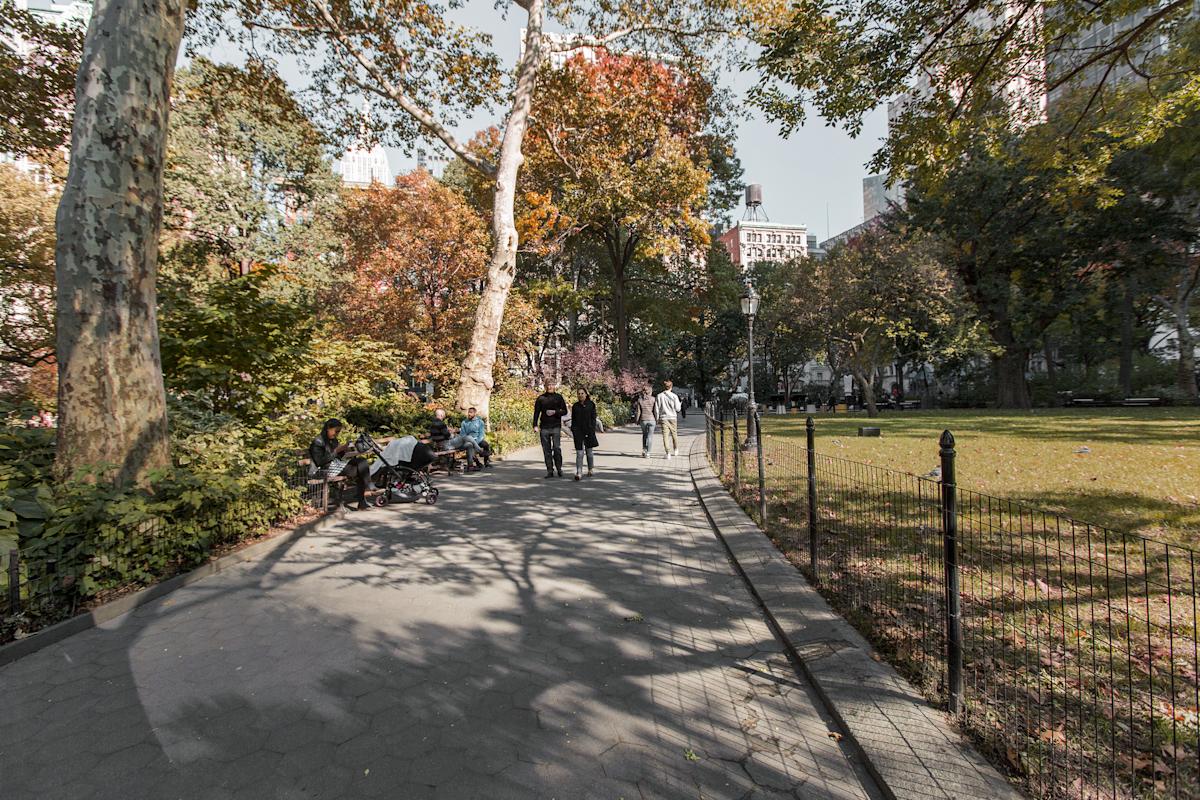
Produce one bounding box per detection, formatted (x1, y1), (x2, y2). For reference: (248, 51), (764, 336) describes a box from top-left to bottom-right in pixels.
(425, 488), (439, 505)
(374, 494), (388, 508)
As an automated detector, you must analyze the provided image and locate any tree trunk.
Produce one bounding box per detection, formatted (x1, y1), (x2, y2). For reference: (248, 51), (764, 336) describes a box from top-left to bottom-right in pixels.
(1172, 302), (1198, 400)
(993, 348), (1032, 409)
(856, 370), (878, 417)
(1042, 335), (1057, 393)
(455, 0), (545, 417)
(1113, 274), (1134, 397)
(54, 0), (184, 485)
(613, 260), (629, 369)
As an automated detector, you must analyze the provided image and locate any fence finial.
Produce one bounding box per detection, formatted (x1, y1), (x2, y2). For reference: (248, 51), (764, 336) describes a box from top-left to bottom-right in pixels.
(939, 429), (955, 453)
(806, 415), (815, 432)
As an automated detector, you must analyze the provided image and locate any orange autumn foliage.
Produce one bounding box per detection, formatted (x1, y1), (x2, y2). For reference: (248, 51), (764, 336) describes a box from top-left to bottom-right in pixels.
(337, 171), (489, 387)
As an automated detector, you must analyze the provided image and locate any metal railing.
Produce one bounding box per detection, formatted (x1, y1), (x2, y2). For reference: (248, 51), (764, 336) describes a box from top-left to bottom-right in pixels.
(705, 407), (1200, 800)
(1, 462), (329, 642)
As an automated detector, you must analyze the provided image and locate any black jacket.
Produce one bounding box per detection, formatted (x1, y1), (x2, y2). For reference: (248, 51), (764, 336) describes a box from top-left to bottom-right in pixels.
(428, 418), (452, 445)
(308, 434), (340, 473)
(533, 392), (568, 429)
(570, 400), (600, 450)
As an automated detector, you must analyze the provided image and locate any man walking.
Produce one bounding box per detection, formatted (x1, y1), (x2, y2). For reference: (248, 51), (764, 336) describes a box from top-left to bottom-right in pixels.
(633, 384), (656, 458)
(655, 380), (682, 459)
(533, 381), (568, 478)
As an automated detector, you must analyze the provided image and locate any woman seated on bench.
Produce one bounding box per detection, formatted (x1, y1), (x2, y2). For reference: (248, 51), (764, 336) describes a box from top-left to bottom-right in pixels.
(309, 418), (371, 511)
(427, 408), (480, 472)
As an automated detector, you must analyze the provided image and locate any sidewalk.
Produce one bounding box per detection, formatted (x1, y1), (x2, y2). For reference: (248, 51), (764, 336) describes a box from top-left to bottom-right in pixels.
(1, 420), (879, 799)
(688, 432), (1023, 800)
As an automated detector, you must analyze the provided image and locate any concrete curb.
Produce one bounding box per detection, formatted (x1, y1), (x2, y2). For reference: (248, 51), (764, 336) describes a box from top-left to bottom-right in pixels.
(0, 506), (347, 667)
(687, 439), (1024, 800)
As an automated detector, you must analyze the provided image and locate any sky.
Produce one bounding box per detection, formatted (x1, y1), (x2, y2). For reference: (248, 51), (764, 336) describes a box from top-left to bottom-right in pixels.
(206, 3), (889, 242)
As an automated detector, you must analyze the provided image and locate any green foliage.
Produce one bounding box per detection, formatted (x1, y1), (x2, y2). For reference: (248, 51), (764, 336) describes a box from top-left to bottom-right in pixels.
(0, 6), (82, 157)
(159, 267), (315, 418)
(163, 57), (341, 281)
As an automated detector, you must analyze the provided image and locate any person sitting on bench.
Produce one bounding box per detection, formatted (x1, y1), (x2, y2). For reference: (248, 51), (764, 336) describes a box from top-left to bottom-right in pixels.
(428, 408), (480, 472)
(459, 406), (491, 467)
(308, 418), (371, 511)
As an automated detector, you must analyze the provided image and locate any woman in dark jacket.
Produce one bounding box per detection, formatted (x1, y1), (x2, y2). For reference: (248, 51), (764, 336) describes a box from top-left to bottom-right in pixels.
(308, 418), (371, 511)
(569, 388), (603, 481)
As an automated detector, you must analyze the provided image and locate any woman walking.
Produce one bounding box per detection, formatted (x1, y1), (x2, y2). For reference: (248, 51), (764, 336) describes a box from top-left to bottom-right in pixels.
(570, 388), (603, 481)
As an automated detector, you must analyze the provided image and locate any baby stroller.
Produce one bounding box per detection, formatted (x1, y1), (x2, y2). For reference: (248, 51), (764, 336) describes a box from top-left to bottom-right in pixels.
(355, 433), (440, 507)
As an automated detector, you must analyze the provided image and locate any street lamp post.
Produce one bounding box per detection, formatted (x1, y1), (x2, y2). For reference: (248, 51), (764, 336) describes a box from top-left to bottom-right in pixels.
(741, 284), (760, 449)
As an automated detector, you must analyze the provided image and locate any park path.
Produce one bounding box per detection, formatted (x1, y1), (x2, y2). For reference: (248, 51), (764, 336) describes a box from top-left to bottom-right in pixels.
(0, 419), (879, 800)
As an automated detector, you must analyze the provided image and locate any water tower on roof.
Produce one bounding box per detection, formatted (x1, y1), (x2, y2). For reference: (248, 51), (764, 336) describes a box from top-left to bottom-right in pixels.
(743, 183), (769, 221)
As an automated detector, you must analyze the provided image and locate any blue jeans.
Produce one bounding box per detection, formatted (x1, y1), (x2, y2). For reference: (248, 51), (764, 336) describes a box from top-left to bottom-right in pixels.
(641, 421), (656, 453)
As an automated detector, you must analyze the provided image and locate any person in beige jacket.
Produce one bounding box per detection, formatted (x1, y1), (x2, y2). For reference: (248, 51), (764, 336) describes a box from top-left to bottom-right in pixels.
(654, 380), (682, 459)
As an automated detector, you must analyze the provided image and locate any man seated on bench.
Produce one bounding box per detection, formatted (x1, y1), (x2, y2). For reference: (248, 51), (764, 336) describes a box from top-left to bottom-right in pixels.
(428, 408), (480, 472)
(459, 406), (492, 467)
(309, 418), (371, 511)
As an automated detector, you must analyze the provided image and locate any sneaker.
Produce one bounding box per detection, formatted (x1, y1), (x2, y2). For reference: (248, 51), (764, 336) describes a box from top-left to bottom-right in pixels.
(544, 472), (555, 479)
(666, 454), (673, 461)
(587, 468), (593, 477)
(672, 450), (679, 457)
(573, 473), (581, 481)
(557, 469), (564, 478)
(356, 502), (370, 511)
(641, 451), (648, 458)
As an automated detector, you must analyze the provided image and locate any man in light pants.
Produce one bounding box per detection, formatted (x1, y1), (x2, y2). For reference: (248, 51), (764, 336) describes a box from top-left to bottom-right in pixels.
(655, 380), (682, 460)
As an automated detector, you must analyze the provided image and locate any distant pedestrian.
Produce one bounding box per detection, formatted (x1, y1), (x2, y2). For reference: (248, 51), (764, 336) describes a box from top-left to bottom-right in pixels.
(655, 380), (682, 460)
(532, 381), (568, 478)
(569, 387), (603, 480)
(633, 384), (657, 458)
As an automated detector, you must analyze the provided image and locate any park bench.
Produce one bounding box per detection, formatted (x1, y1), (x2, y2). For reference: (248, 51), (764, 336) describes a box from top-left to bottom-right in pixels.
(297, 455), (346, 513)
(429, 443), (471, 474)
(898, 399), (922, 410)
(1122, 396), (1164, 407)
(1067, 397), (1100, 407)
(297, 436), (400, 513)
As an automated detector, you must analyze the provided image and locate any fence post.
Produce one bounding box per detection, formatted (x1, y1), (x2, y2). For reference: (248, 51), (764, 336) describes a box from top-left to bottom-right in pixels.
(755, 408), (767, 524)
(7, 549), (19, 614)
(718, 418), (725, 478)
(940, 429), (963, 716)
(732, 411), (741, 498)
(806, 416), (818, 577)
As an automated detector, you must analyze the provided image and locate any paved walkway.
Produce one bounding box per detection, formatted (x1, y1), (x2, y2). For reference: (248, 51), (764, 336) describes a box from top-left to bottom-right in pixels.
(0, 420), (880, 800)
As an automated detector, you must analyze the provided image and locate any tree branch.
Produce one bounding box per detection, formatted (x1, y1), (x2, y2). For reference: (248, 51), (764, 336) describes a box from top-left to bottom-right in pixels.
(308, 0), (497, 177)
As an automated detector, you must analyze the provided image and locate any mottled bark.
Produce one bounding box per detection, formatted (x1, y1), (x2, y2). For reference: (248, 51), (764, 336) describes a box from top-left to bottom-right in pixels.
(55, 0), (184, 484)
(855, 369), (879, 417)
(455, 0), (545, 418)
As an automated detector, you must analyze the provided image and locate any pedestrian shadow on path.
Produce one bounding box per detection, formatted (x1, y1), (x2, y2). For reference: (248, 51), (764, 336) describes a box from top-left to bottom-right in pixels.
(0, 423), (874, 800)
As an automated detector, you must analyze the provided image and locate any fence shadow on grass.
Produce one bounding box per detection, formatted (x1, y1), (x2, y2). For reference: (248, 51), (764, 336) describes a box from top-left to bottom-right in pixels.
(707, 408), (1200, 800)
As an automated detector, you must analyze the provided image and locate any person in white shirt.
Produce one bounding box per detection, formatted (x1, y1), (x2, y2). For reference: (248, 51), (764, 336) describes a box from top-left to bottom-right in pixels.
(654, 380), (682, 459)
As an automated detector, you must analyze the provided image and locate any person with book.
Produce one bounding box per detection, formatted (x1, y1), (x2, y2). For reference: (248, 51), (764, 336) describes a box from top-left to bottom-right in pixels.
(308, 418), (371, 511)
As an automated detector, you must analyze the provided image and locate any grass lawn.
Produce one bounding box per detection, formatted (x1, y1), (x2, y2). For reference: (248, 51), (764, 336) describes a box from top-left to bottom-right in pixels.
(760, 408), (1200, 545)
(713, 407), (1200, 798)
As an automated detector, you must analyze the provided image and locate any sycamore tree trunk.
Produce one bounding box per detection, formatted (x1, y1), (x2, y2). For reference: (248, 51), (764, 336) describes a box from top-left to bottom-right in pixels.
(455, 0), (545, 417)
(1155, 260), (1199, 401)
(855, 369), (879, 417)
(55, 0), (185, 484)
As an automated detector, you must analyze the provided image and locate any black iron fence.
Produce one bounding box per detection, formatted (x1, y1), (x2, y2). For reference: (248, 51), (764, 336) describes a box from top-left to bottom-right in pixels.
(1, 462), (327, 642)
(705, 407), (1200, 800)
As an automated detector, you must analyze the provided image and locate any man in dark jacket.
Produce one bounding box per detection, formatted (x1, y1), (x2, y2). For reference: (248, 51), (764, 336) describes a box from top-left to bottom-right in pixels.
(532, 381), (569, 478)
(308, 418), (370, 511)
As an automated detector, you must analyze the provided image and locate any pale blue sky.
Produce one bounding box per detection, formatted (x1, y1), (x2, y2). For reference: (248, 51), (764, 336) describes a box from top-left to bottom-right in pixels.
(204, 3), (888, 241)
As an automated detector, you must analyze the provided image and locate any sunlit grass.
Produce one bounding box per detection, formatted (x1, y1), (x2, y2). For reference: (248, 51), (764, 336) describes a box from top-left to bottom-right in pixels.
(759, 408), (1200, 544)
